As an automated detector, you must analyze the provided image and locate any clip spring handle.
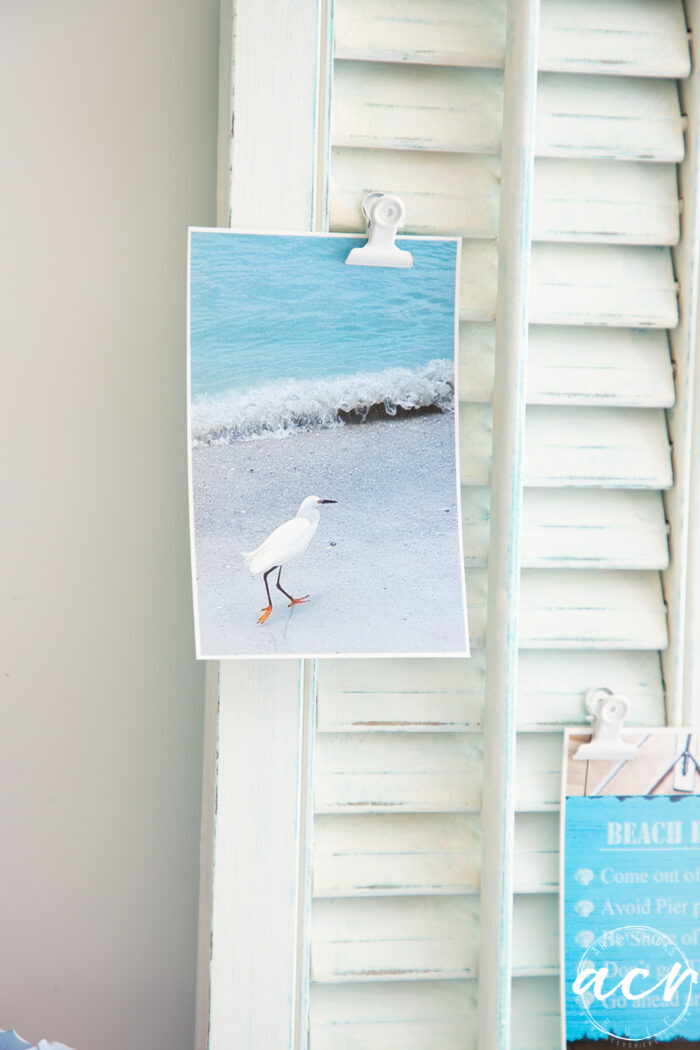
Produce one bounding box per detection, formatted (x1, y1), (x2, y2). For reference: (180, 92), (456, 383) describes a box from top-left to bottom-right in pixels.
(345, 193), (414, 269)
(573, 687), (639, 761)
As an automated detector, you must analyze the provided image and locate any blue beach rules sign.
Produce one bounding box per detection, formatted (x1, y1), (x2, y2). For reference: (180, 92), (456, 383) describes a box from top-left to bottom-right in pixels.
(562, 728), (700, 1047)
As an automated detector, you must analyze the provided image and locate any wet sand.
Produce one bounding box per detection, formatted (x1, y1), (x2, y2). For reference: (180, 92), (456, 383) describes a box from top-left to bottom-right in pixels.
(191, 412), (469, 657)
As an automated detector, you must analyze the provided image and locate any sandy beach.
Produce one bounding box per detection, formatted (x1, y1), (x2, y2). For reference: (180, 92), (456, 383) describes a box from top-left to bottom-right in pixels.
(191, 412), (468, 657)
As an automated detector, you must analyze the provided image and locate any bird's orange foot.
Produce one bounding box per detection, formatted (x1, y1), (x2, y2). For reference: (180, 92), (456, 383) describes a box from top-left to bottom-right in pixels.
(257, 605), (273, 624)
(288, 595), (309, 608)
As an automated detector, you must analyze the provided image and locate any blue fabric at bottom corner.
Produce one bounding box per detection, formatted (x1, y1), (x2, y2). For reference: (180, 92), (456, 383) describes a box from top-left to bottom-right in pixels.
(0, 1032), (33, 1050)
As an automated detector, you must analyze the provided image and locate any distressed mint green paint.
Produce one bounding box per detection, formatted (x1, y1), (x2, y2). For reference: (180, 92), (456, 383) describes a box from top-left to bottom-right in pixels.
(478, 2), (540, 1049)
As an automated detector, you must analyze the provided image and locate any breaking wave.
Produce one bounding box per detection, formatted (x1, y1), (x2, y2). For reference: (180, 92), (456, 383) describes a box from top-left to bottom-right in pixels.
(191, 359), (454, 447)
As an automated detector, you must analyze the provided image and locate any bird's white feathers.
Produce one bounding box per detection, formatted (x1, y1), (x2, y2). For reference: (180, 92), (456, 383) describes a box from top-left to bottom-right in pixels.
(243, 495), (326, 576)
(244, 516), (317, 574)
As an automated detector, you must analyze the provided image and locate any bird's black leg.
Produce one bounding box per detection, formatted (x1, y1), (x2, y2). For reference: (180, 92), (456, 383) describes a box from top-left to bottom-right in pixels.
(275, 566), (295, 602)
(257, 566), (278, 624)
(276, 566), (309, 607)
(264, 567), (276, 605)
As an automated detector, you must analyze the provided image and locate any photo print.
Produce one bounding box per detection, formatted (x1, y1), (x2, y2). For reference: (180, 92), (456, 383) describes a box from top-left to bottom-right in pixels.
(188, 229), (468, 658)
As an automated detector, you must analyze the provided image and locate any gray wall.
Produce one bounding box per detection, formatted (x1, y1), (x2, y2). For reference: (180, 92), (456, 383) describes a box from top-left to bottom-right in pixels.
(0, 3), (219, 1047)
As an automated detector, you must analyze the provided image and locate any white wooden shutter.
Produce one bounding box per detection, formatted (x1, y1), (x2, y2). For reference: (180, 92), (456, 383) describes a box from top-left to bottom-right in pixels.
(201, 2), (700, 1049)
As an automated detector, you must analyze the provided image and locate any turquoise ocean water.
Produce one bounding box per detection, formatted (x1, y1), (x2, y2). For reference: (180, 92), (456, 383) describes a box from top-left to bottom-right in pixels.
(189, 231), (458, 445)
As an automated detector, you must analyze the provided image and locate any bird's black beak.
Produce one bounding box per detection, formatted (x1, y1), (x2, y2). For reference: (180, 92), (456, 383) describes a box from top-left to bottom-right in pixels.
(319, 499), (337, 504)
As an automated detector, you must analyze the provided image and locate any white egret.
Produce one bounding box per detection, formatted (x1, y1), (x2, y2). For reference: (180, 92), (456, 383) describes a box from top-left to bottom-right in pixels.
(243, 495), (337, 624)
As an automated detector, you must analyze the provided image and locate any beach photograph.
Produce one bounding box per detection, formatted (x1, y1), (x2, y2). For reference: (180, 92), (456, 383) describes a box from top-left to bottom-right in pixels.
(188, 229), (468, 657)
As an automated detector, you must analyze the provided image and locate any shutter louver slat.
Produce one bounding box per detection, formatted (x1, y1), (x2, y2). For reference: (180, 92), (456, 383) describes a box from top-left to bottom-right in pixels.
(509, 326), (674, 407)
(536, 74), (684, 161)
(515, 734), (563, 811)
(310, 981), (478, 1050)
(528, 244), (679, 328)
(514, 814), (559, 893)
(532, 159), (680, 244)
(331, 150), (681, 244)
(512, 896), (560, 974)
(311, 896), (480, 982)
(520, 489), (670, 568)
(334, 0), (690, 79)
(457, 243), (680, 326)
(516, 649), (665, 726)
(538, 0), (690, 79)
(464, 488), (670, 570)
(462, 324), (675, 407)
(512, 978), (560, 1050)
(524, 406), (673, 488)
(333, 0), (507, 70)
(460, 404), (674, 488)
(465, 568), (488, 647)
(316, 656), (485, 732)
(332, 63), (504, 153)
(458, 242), (498, 320)
(313, 813), (481, 897)
(331, 148), (500, 237)
(315, 733), (483, 814)
(333, 63), (685, 161)
(315, 648), (666, 732)
(519, 569), (669, 649)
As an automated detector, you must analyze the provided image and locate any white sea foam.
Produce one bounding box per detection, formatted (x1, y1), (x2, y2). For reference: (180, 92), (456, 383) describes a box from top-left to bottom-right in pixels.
(191, 359), (454, 447)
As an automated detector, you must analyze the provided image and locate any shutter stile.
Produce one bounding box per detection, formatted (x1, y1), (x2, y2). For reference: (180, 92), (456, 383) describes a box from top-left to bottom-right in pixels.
(205, 3), (327, 1044)
(662, 0), (700, 722)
